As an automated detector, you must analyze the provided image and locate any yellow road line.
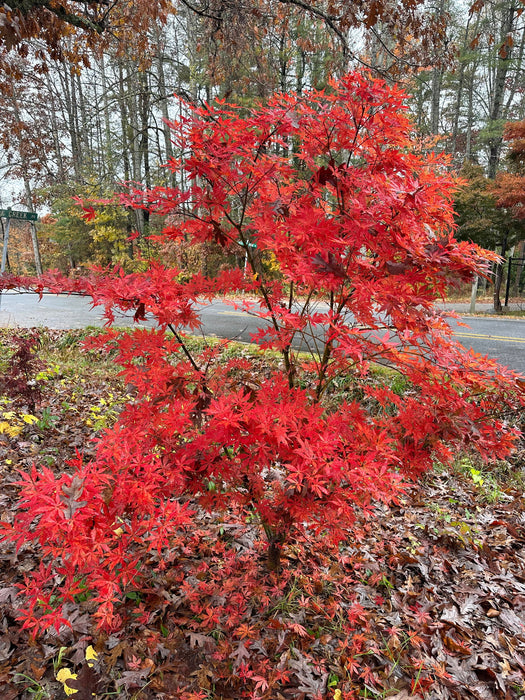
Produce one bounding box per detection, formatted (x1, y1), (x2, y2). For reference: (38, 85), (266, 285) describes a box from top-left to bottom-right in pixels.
(216, 315), (525, 342)
(454, 332), (525, 343)
(218, 310), (251, 317)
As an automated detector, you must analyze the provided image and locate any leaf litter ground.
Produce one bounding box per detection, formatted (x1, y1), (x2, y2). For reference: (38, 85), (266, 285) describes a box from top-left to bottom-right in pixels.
(0, 328), (524, 700)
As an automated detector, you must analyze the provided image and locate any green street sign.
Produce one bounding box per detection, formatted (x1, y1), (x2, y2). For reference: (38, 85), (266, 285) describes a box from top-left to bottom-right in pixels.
(0, 208), (38, 221)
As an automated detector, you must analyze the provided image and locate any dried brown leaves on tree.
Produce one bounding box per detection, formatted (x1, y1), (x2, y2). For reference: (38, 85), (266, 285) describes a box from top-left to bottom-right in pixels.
(0, 0), (172, 75)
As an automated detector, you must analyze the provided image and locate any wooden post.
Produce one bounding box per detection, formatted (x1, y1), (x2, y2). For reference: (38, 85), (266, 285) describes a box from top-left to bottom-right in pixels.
(469, 275), (479, 313)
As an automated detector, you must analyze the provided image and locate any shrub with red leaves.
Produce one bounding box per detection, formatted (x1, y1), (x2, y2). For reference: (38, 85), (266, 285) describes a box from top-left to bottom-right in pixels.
(0, 73), (523, 655)
(0, 330), (43, 412)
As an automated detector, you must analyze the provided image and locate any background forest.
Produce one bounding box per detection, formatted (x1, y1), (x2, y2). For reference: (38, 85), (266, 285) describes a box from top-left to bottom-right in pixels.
(0, 0), (525, 302)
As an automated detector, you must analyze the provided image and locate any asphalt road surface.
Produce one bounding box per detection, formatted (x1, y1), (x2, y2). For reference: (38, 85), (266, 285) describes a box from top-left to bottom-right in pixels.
(1, 292), (524, 375)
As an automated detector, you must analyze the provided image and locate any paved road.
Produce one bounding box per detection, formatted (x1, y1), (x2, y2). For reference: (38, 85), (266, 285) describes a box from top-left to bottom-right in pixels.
(1, 292), (524, 375)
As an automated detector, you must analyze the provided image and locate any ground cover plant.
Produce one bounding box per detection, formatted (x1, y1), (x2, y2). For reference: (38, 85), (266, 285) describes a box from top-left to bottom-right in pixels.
(1, 72), (524, 698)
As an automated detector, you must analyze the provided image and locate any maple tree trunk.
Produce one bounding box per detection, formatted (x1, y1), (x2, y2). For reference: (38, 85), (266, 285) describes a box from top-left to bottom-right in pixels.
(261, 520), (283, 571)
(266, 541), (281, 572)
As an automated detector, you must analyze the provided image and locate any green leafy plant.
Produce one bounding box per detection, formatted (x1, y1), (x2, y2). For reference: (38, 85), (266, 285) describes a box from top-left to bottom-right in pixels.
(36, 407), (59, 432)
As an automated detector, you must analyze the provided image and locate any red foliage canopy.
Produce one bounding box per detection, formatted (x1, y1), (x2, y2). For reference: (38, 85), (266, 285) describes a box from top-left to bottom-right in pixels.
(1, 73), (523, 641)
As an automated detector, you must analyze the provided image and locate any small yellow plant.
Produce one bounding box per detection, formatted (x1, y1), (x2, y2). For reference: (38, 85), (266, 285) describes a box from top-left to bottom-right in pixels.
(86, 392), (131, 431)
(0, 409), (38, 437)
(35, 364), (60, 382)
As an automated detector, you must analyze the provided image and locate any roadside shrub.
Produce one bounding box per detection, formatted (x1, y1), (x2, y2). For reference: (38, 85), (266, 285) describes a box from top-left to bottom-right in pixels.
(1, 72), (522, 660)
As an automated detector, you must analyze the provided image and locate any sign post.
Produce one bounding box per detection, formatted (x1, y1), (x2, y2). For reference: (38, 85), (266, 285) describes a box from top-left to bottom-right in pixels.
(1, 218), (11, 274)
(0, 208), (39, 275)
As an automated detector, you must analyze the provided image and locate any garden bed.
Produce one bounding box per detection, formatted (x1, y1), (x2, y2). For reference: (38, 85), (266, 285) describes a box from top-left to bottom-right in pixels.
(0, 329), (524, 700)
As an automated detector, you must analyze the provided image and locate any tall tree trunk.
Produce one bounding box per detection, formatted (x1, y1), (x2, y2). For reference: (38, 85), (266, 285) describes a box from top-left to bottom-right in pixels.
(430, 0), (446, 136)
(465, 68), (475, 160)
(59, 65), (82, 180)
(117, 60), (131, 182)
(44, 72), (66, 183)
(8, 84), (43, 274)
(451, 12), (477, 155)
(487, 3), (516, 179)
(430, 66), (443, 135)
(154, 37), (175, 185)
(99, 52), (115, 183)
(139, 68), (151, 232)
(75, 71), (91, 171)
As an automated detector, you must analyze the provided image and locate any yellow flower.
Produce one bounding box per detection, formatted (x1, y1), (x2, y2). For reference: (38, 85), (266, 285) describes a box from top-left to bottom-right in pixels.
(333, 691), (342, 700)
(56, 668), (78, 696)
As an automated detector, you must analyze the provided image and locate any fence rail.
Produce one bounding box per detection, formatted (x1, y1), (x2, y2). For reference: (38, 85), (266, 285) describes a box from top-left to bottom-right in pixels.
(504, 257), (525, 306)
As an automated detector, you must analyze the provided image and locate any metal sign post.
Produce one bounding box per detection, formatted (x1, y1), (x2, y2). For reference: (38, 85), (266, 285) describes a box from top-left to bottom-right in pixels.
(1, 217), (11, 274)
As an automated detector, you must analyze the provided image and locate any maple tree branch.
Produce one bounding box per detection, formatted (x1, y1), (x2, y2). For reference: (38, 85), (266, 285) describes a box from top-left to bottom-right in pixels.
(223, 201), (296, 387)
(167, 323), (203, 375)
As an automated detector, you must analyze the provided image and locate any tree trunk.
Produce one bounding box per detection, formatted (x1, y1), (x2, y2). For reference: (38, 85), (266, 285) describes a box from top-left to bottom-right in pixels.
(155, 38), (175, 186)
(487, 4), (516, 179)
(8, 85), (43, 275)
(430, 68), (443, 135)
(59, 64), (82, 180)
(99, 52), (115, 183)
(44, 72), (66, 183)
(117, 60), (131, 183)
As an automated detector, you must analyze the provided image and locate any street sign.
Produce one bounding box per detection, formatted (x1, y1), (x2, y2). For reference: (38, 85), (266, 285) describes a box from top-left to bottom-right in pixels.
(0, 208), (38, 221)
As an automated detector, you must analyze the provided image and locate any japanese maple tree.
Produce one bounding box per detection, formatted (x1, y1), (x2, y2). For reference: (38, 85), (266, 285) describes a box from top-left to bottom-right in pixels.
(1, 72), (523, 643)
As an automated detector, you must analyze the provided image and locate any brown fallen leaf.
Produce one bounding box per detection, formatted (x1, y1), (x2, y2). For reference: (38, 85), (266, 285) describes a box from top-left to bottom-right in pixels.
(443, 634), (472, 655)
